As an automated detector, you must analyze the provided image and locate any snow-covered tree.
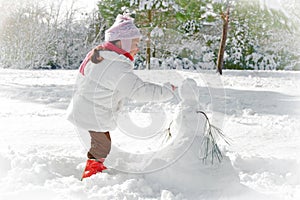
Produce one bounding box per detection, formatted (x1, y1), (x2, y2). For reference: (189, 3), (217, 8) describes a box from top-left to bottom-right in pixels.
(225, 0), (298, 70)
(0, 1), (49, 68)
(131, 0), (179, 69)
(0, 0), (103, 69)
(0, 0), (298, 70)
(165, 0), (300, 71)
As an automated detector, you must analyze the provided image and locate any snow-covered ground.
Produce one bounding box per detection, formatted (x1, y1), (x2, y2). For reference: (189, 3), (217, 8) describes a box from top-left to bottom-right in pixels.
(0, 69), (299, 200)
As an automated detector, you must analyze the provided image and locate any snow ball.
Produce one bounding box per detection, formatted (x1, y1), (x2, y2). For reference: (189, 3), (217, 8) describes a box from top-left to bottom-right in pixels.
(161, 190), (176, 200)
(243, 108), (255, 116)
(0, 153), (11, 177)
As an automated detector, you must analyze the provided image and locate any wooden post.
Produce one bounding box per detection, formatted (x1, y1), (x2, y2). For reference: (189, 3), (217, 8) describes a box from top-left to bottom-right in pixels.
(216, 7), (230, 75)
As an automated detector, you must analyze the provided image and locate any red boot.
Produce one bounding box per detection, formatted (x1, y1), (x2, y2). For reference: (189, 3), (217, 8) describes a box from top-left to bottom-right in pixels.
(81, 159), (107, 180)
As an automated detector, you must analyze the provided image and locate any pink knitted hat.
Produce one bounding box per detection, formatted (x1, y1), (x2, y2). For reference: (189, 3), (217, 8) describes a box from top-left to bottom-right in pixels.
(105, 14), (141, 52)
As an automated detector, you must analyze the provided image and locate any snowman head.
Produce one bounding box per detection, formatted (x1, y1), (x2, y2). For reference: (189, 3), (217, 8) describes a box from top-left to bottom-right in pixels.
(179, 78), (199, 102)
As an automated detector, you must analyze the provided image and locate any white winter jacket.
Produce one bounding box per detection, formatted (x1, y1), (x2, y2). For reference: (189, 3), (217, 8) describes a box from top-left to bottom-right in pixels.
(66, 51), (174, 132)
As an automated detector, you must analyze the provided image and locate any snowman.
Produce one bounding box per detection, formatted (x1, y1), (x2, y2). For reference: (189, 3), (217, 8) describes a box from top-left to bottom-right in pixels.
(146, 78), (240, 194)
(168, 78), (212, 167)
(173, 78), (205, 138)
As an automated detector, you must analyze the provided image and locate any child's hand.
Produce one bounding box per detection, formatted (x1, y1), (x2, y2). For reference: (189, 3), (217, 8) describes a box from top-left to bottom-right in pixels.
(164, 82), (177, 92)
(171, 84), (177, 91)
(91, 45), (105, 64)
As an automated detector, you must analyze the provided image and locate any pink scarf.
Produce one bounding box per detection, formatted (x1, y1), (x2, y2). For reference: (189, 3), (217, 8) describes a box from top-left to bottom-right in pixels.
(79, 42), (134, 75)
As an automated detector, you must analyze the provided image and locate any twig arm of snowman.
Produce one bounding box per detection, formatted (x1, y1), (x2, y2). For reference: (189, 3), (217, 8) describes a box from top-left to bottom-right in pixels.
(163, 110), (230, 164)
(196, 111), (230, 164)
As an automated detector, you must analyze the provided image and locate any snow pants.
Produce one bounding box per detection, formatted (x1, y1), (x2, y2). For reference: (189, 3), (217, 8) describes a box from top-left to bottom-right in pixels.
(87, 131), (111, 160)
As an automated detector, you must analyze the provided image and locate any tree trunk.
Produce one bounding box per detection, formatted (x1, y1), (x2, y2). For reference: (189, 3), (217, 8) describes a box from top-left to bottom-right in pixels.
(216, 7), (230, 75)
(146, 10), (152, 70)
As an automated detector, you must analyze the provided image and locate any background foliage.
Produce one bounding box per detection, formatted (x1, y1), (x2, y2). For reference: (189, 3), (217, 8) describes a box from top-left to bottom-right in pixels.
(0, 0), (299, 70)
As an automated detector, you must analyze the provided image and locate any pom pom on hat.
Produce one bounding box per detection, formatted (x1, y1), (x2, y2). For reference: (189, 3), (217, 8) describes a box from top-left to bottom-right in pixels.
(104, 14), (141, 42)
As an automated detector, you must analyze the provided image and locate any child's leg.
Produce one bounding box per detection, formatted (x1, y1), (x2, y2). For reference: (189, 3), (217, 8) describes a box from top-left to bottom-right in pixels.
(81, 131), (111, 180)
(88, 131), (111, 160)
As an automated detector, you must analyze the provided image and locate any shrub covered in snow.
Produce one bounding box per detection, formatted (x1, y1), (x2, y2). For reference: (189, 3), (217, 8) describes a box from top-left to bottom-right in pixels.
(0, 0), (103, 70)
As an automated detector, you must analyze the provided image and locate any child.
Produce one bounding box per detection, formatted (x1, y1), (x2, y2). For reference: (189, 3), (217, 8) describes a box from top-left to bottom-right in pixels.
(66, 14), (175, 180)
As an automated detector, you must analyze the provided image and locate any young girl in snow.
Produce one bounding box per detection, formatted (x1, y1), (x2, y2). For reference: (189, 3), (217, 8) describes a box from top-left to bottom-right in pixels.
(66, 14), (175, 180)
